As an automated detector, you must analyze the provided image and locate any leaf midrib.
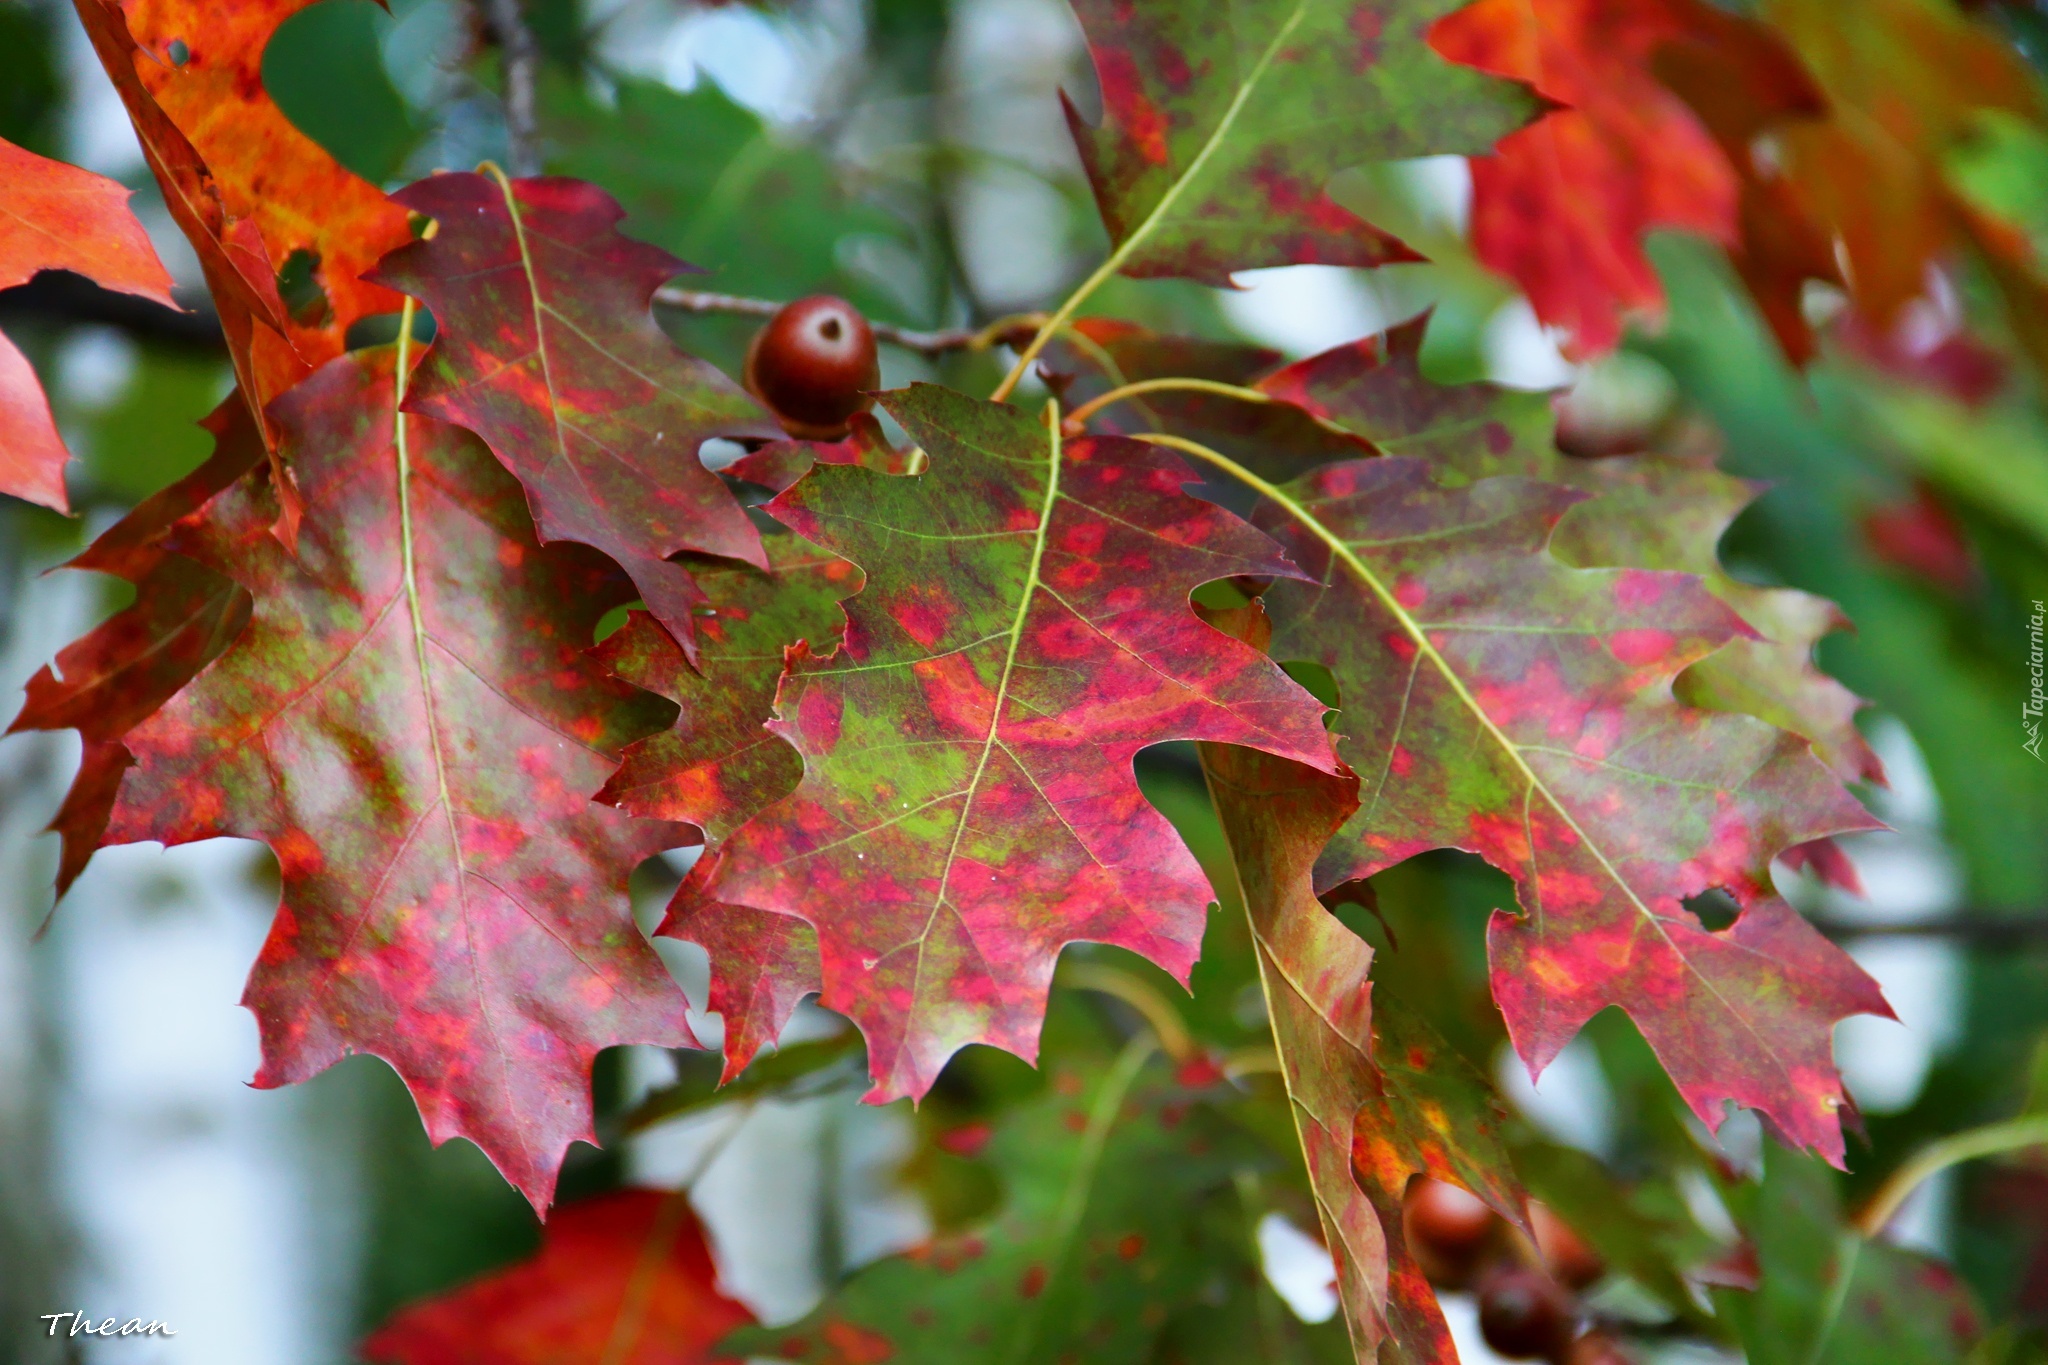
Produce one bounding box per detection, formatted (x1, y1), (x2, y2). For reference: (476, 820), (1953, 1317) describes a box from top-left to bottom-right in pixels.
(1139, 434), (1793, 1076)
(394, 305), (521, 1164)
(904, 406), (1066, 1028)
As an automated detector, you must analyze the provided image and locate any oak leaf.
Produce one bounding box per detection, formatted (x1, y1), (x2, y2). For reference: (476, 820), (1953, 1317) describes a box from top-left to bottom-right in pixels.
(1062, 0), (1535, 283)
(1260, 315), (1883, 787)
(8, 398), (264, 897)
(0, 134), (176, 512)
(1202, 731), (1525, 1363)
(1432, 0), (1747, 357)
(111, 0), (413, 363)
(374, 172), (780, 660)
(594, 537), (858, 841)
(99, 345), (695, 1208)
(1767, 0), (2043, 331)
(362, 1189), (753, 1365)
(70, 0), (413, 540)
(695, 384), (1338, 1102)
(1253, 456), (1887, 1160)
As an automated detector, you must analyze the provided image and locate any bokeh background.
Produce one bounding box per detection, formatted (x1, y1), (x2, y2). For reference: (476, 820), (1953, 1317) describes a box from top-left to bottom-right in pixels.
(2, 0), (2045, 1360)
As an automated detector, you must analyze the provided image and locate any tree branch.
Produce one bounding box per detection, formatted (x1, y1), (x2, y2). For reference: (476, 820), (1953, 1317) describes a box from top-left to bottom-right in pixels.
(0, 274), (224, 353)
(1807, 913), (2048, 946)
(652, 286), (1042, 357)
(480, 0), (541, 177)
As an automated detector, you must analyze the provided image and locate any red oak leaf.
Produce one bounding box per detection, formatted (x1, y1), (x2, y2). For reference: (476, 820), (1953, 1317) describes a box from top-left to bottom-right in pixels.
(1256, 457), (1889, 1162)
(8, 397), (264, 897)
(1201, 729), (1525, 1363)
(374, 172), (781, 660)
(361, 1189), (753, 1365)
(1645, 3), (1837, 365)
(695, 384), (1338, 1102)
(1063, 0), (1535, 284)
(1432, 0), (1754, 357)
(70, 0), (412, 542)
(1259, 314), (1884, 786)
(109, 0), (413, 365)
(0, 134), (176, 512)
(100, 344), (695, 1209)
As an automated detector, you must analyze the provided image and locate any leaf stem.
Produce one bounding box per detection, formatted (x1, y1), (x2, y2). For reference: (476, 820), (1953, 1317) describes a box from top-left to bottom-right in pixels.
(988, 0), (1312, 402)
(1060, 961), (1197, 1063)
(1853, 1113), (2048, 1237)
(652, 286), (1043, 357)
(1062, 377), (1278, 432)
(1061, 375), (1363, 442)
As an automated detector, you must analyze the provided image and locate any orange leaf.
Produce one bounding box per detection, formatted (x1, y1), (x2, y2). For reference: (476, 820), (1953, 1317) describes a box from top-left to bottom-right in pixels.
(0, 134), (176, 512)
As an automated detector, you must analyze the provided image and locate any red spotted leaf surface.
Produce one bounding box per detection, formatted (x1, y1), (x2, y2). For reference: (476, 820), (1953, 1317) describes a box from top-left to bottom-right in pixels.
(374, 172), (781, 659)
(1259, 314), (1883, 787)
(727, 1044), (1249, 1364)
(1354, 1000), (1533, 1361)
(695, 384), (1338, 1102)
(362, 1189), (753, 1365)
(591, 534), (854, 1084)
(1431, 0), (1765, 358)
(594, 536), (858, 840)
(1253, 456), (1889, 1161)
(0, 134), (176, 512)
(8, 398), (265, 896)
(98, 344), (695, 1209)
(1062, 0), (1535, 284)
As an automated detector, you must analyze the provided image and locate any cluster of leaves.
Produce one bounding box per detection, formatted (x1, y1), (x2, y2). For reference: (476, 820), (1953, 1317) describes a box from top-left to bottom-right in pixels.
(7, 0), (2048, 1362)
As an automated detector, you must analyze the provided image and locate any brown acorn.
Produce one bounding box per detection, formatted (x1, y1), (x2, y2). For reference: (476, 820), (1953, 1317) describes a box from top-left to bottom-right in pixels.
(1474, 1262), (1575, 1361)
(743, 295), (880, 440)
(1402, 1176), (1499, 1289)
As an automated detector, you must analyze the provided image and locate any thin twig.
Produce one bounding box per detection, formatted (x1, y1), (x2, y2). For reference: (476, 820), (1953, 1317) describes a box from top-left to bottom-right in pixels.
(1854, 1114), (2048, 1237)
(482, 0), (542, 177)
(1060, 961), (1196, 1063)
(1805, 913), (2048, 944)
(652, 286), (1042, 357)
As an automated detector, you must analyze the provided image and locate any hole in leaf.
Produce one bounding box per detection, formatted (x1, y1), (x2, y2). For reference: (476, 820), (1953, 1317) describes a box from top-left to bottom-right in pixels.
(1684, 888), (1741, 932)
(167, 37), (190, 66)
(275, 249), (331, 329)
(1280, 658), (1340, 709)
(593, 601), (641, 645)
